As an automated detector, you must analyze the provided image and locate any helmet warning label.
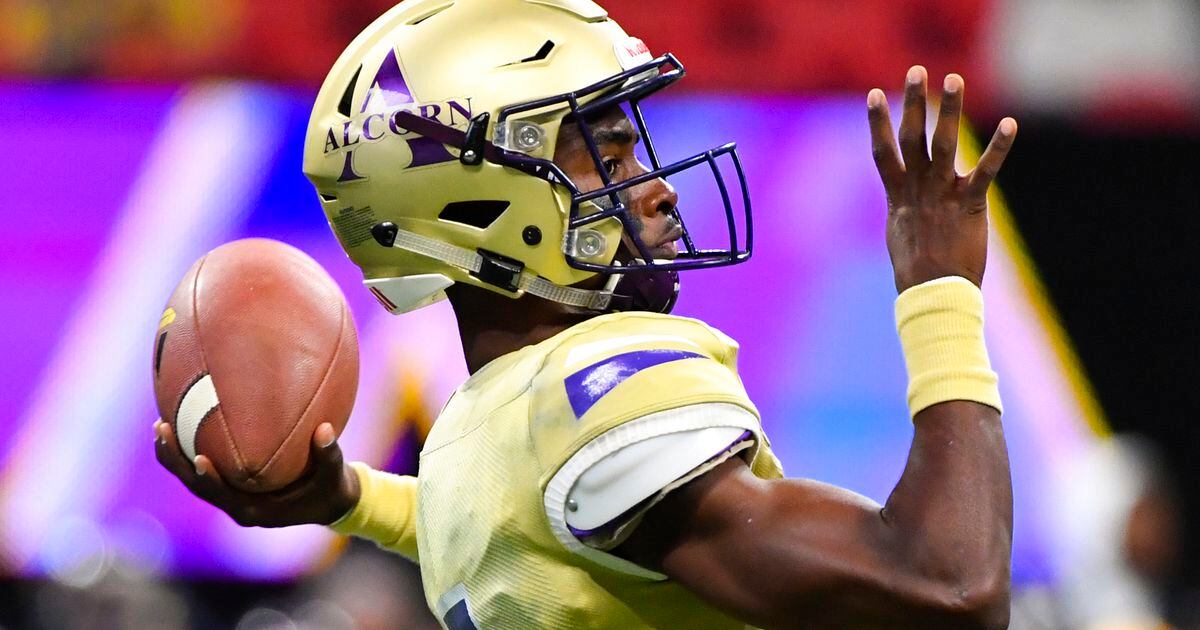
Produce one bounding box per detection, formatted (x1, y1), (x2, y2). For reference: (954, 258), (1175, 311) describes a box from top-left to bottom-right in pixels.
(331, 206), (378, 248)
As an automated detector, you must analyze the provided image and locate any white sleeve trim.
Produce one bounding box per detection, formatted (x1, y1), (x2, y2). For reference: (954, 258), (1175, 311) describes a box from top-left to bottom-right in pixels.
(543, 402), (761, 580)
(565, 425), (748, 530)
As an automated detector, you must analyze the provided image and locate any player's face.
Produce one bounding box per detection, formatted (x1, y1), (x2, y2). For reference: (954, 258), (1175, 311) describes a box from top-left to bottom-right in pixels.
(553, 107), (682, 261)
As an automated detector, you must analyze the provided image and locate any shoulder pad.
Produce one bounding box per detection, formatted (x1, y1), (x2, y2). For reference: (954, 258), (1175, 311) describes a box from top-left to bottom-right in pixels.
(529, 313), (755, 484)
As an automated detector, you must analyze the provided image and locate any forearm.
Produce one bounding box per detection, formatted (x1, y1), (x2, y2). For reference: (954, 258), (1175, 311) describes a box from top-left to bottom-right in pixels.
(329, 462), (421, 562)
(781, 277), (1012, 625)
(876, 277), (1012, 622)
(882, 402), (1012, 621)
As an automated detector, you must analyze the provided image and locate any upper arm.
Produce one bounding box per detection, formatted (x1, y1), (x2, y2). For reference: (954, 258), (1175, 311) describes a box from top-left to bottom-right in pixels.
(616, 457), (977, 630)
(531, 315), (784, 576)
(540, 400), (768, 578)
(554, 412), (754, 550)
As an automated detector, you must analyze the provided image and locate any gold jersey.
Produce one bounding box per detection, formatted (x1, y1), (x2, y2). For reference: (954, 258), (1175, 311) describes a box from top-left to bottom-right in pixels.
(336, 311), (784, 629)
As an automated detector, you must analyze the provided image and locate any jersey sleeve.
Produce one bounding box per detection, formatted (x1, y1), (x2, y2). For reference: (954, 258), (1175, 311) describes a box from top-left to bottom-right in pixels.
(329, 462), (420, 563)
(529, 314), (780, 577)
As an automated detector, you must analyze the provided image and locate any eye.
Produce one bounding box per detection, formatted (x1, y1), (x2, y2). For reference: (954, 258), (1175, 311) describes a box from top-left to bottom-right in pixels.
(602, 158), (619, 177)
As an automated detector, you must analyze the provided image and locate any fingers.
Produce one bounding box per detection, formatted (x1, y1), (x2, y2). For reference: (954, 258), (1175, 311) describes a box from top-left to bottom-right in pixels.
(155, 421), (199, 482)
(966, 117), (1018, 201)
(192, 454), (228, 486)
(155, 420), (238, 506)
(867, 89), (904, 198)
(930, 74), (964, 180)
(190, 454), (245, 509)
(898, 66), (930, 181)
(310, 422), (345, 474)
(313, 422), (337, 450)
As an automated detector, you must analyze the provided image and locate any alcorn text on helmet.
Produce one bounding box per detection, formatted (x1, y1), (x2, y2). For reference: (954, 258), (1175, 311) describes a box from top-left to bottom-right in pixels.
(303, 0), (752, 314)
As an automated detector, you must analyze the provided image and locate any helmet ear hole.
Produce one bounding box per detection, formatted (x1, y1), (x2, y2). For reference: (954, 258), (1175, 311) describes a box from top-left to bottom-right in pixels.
(500, 40), (556, 67)
(337, 66), (361, 118)
(405, 2), (454, 26)
(438, 201), (511, 229)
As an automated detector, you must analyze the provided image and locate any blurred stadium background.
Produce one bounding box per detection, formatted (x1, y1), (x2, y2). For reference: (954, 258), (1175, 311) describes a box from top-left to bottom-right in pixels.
(1, 0), (1198, 628)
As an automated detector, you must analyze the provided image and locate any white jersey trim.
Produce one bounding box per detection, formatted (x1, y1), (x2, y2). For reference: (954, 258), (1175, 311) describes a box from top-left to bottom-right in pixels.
(543, 402), (761, 580)
(565, 425), (748, 530)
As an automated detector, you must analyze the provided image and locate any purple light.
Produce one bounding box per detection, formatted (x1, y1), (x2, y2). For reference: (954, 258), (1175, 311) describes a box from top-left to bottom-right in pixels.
(0, 84), (1099, 583)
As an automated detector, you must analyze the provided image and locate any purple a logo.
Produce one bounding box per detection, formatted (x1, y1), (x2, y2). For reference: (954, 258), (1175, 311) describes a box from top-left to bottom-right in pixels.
(361, 47), (414, 113)
(330, 47), (465, 182)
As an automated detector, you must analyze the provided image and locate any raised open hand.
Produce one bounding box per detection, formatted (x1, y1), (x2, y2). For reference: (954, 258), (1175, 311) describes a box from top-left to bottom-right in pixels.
(154, 419), (359, 528)
(868, 66), (1017, 293)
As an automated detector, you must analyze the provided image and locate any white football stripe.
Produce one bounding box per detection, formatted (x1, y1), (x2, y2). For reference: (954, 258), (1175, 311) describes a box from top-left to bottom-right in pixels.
(176, 374), (220, 461)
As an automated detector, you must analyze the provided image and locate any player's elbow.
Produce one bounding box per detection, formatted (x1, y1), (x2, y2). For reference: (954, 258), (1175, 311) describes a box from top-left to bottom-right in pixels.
(930, 569), (1011, 630)
(903, 522), (1012, 628)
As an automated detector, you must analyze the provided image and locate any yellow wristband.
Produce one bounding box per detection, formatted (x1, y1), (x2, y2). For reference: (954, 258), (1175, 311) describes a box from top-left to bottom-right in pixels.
(329, 462), (420, 562)
(895, 276), (1002, 418)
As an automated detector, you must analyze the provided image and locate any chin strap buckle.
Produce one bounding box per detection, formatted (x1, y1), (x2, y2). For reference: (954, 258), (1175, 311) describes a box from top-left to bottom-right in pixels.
(473, 249), (524, 293)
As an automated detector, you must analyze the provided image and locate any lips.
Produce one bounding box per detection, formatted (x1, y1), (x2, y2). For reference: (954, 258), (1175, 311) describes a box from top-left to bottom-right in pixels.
(661, 226), (683, 245)
(620, 226), (683, 262)
(651, 227), (683, 259)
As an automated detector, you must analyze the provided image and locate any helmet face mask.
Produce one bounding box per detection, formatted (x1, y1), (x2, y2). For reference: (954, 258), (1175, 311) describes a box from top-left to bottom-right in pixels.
(304, 0), (754, 314)
(493, 54), (754, 276)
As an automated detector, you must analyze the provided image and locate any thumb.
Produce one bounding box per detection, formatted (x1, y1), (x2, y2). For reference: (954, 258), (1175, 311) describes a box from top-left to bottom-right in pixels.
(311, 423), (343, 466)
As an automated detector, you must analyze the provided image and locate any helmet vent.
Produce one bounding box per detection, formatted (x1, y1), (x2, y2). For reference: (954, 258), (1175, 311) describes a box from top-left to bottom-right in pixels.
(407, 2), (454, 26)
(438, 201), (511, 229)
(500, 41), (556, 67)
(338, 66), (362, 118)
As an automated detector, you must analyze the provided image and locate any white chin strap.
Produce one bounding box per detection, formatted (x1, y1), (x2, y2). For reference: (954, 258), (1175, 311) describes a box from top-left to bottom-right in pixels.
(367, 228), (616, 314)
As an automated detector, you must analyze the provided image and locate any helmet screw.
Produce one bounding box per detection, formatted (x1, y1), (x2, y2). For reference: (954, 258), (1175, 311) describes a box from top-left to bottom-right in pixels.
(522, 226), (543, 246)
(578, 230), (605, 257)
(462, 149), (478, 161)
(518, 127), (541, 149)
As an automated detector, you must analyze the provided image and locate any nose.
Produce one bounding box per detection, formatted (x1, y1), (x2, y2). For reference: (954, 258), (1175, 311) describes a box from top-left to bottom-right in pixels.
(630, 162), (679, 221)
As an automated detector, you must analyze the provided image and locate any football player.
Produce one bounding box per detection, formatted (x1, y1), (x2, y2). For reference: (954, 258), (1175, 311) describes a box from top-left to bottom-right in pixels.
(155, 0), (1018, 627)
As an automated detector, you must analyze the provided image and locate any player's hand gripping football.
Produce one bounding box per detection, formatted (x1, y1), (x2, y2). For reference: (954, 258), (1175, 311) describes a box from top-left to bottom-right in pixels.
(868, 66), (1017, 292)
(154, 420), (360, 527)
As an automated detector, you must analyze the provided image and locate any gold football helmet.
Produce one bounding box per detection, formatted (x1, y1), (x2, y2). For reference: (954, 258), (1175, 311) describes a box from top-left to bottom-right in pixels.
(304, 0), (751, 314)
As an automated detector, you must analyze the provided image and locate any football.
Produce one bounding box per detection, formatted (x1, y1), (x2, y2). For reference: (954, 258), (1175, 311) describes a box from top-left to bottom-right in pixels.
(152, 238), (359, 493)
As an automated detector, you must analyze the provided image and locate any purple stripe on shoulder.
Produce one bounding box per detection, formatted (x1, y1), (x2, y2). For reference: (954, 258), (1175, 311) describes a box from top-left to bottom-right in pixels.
(564, 349), (704, 419)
